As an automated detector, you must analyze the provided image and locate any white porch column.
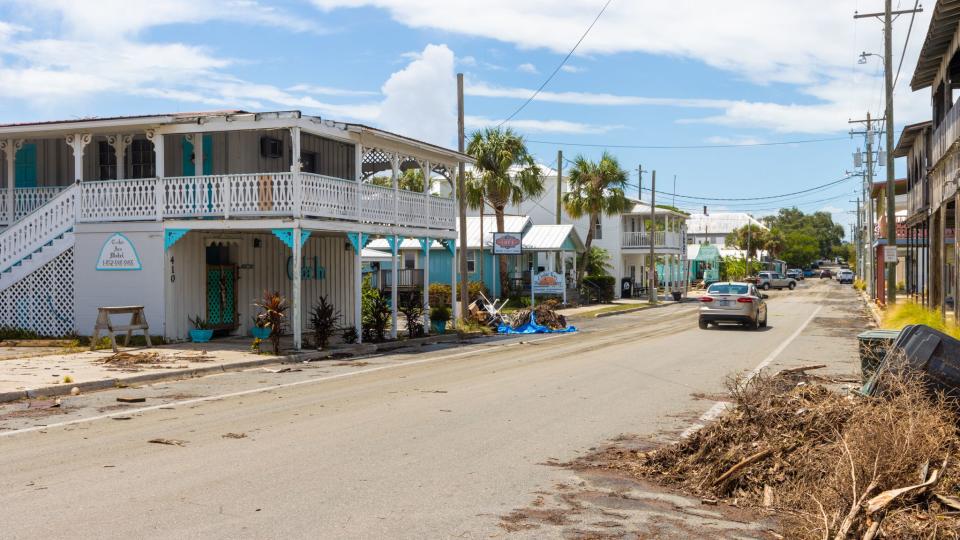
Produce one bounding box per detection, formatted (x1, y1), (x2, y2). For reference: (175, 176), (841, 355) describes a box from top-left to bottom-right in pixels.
(355, 144), (363, 221)
(290, 126), (302, 217)
(354, 234), (363, 344)
(66, 133), (92, 182)
(146, 130), (165, 221)
(0, 139), (22, 225)
(107, 134), (132, 179)
(450, 241), (458, 320)
(561, 251), (567, 304)
(391, 152), (400, 225)
(423, 238), (431, 331)
(572, 250), (577, 289)
(390, 235), (399, 340)
(292, 227), (302, 350)
(423, 161), (431, 228)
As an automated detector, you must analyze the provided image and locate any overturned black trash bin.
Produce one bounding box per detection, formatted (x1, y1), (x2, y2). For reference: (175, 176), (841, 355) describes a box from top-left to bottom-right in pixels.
(863, 325), (960, 400)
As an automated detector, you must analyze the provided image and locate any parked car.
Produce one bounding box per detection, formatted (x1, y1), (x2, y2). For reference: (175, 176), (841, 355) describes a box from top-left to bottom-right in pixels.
(756, 271), (797, 290)
(803, 268), (817, 278)
(837, 269), (855, 284)
(786, 268), (805, 281)
(699, 282), (768, 330)
(819, 269), (833, 279)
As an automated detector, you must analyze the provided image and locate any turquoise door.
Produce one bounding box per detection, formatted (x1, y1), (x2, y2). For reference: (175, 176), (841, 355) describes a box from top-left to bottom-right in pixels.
(181, 136), (214, 212)
(14, 144), (36, 188)
(181, 135), (213, 176)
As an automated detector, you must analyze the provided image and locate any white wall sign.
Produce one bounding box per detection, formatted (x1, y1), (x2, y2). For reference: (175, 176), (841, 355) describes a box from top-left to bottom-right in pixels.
(532, 270), (565, 294)
(883, 245), (898, 264)
(492, 232), (523, 255)
(96, 233), (142, 271)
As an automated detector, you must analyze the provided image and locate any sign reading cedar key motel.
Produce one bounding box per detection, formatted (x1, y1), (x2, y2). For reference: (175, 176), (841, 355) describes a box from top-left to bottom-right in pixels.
(492, 232), (522, 255)
(96, 233), (142, 271)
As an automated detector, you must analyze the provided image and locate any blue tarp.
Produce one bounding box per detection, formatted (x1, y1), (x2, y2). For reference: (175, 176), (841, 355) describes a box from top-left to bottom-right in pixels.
(497, 313), (577, 334)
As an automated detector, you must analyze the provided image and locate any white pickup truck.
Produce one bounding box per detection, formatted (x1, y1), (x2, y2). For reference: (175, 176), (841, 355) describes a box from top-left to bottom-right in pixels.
(755, 271), (797, 290)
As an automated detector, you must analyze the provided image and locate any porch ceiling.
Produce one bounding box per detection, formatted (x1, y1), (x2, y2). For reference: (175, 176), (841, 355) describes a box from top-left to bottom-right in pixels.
(911, 0), (960, 90)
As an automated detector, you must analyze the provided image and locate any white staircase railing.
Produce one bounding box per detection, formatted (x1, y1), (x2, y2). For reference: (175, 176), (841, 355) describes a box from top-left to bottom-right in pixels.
(0, 184), (77, 273)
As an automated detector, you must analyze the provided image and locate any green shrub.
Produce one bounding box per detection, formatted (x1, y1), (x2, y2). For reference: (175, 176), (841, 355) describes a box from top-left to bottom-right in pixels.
(430, 304), (451, 322)
(429, 283), (451, 306)
(399, 293), (424, 338)
(309, 295), (340, 349)
(882, 302), (960, 339)
(341, 326), (358, 344)
(361, 276), (391, 342)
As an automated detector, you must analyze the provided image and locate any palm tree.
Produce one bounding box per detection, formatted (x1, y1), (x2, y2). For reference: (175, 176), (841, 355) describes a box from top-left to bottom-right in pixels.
(563, 152), (631, 283)
(466, 128), (543, 292)
(764, 228), (787, 259)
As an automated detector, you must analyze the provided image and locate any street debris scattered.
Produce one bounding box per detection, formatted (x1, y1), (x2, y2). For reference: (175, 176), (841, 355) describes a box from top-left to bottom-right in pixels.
(95, 350), (212, 372)
(148, 438), (186, 446)
(500, 302), (577, 334)
(70, 387), (80, 395)
(261, 367), (302, 373)
(116, 396), (146, 403)
(588, 366), (960, 538)
(222, 432), (246, 439)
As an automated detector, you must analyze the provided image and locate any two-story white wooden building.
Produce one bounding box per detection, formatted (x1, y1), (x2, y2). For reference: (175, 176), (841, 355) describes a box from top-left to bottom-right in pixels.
(0, 110), (469, 347)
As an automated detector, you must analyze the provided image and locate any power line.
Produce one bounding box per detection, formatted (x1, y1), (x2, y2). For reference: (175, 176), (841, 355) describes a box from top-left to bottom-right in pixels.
(629, 174), (855, 202)
(528, 136), (849, 149)
(893, 0), (920, 90)
(497, 0), (613, 127)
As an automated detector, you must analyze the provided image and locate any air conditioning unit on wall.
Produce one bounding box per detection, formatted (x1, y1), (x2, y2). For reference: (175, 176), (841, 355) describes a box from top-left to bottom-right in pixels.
(260, 136), (283, 158)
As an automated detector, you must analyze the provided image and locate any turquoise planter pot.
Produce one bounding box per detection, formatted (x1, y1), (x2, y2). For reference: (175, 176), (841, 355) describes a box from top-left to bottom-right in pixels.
(189, 329), (213, 343)
(250, 327), (271, 340)
(430, 320), (448, 334)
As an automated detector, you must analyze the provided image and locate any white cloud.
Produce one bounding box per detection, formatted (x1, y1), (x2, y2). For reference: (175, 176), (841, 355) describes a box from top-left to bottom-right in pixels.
(287, 84), (379, 97)
(560, 65), (583, 74)
(465, 115), (621, 135)
(378, 44), (457, 145)
(517, 62), (538, 74)
(310, 0), (935, 133)
(466, 80), (736, 108)
(704, 135), (765, 146)
(458, 55), (478, 67)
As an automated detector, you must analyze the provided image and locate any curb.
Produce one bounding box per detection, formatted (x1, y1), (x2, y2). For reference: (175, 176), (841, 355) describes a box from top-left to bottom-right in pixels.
(0, 332), (484, 404)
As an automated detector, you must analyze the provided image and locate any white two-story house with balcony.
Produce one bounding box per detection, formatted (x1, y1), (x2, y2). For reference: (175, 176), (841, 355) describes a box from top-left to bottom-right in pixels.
(0, 110), (468, 347)
(505, 168), (689, 299)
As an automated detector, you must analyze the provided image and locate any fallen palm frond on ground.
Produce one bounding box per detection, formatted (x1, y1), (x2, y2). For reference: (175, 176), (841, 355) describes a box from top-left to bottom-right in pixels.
(606, 368), (960, 538)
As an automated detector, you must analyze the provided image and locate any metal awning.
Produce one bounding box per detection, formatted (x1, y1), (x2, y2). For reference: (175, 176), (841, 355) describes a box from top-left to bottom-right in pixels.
(894, 121), (933, 157)
(911, 0), (960, 90)
(520, 224), (585, 252)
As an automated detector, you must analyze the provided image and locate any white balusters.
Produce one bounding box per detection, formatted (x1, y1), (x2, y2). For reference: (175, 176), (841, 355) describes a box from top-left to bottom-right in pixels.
(0, 184), (77, 272)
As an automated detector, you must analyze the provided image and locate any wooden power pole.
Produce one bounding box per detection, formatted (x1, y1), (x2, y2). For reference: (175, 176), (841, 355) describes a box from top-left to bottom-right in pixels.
(649, 170), (657, 304)
(456, 73), (469, 318)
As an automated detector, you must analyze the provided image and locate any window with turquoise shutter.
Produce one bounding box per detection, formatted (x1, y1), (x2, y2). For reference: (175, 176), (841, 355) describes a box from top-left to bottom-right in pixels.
(14, 143), (36, 188)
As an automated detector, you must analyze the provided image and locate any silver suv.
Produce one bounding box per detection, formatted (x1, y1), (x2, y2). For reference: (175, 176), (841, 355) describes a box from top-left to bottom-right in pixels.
(699, 282), (768, 330)
(756, 271), (796, 291)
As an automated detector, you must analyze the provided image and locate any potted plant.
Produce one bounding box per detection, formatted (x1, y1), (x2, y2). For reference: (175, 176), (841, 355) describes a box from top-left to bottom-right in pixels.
(430, 305), (450, 335)
(188, 315), (214, 343)
(309, 295), (340, 349)
(250, 316), (271, 340)
(253, 291), (288, 355)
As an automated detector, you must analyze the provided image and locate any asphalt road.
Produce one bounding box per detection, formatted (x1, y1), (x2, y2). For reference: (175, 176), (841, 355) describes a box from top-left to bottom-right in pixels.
(0, 278), (869, 539)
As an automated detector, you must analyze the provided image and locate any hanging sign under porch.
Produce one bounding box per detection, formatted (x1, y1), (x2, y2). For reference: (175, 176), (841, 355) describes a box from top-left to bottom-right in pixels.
(96, 233), (142, 271)
(492, 232), (522, 255)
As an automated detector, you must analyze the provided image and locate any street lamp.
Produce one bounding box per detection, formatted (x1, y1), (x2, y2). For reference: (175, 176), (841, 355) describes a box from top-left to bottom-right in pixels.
(859, 51), (884, 64)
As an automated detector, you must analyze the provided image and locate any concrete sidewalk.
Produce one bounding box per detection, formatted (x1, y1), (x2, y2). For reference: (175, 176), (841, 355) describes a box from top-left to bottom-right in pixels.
(0, 333), (476, 403)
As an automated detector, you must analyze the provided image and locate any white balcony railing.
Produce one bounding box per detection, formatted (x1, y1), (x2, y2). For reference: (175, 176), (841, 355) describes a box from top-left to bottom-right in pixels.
(73, 172), (456, 230)
(0, 186), (70, 225)
(621, 231), (682, 248)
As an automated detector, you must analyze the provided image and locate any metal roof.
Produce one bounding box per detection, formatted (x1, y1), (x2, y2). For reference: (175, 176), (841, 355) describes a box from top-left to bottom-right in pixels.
(361, 247), (393, 261)
(520, 224), (585, 252)
(626, 200), (689, 217)
(911, 0), (960, 90)
(686, 213), (767, 235)
(894, 121), (933, 157)
(367, 215), (530, 251)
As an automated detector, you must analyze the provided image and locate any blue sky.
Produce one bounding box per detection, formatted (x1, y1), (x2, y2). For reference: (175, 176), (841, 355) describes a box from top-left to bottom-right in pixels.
(0, 1), (935, 234)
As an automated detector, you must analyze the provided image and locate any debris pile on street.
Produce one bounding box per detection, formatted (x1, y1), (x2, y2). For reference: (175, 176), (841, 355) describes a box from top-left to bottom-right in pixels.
(604, 367), (960, 538)
(95, 350), (212, 371)
(511, 302), (569, 330)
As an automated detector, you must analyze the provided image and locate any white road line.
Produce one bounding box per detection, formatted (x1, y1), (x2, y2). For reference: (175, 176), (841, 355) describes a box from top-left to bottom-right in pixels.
(0, 333), (571, 439)
(679, 305), (823, 439)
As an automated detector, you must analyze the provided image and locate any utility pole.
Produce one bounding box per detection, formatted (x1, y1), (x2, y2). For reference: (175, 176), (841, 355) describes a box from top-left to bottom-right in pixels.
(649, 170), (657, 304)
(637, 164), (644, 201)
(855, 2), (923, 305)
(556, 150), (563, 225)
(456, 73), (469, 318)
(746, 220), (752, 276)
(673, 174), (677, 208)
(850, 113), (877, 300)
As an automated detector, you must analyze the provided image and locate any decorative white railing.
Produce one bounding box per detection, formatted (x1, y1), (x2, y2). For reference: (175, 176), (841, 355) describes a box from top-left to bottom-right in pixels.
(360, 183), (396, 224)
(0, 184), (78, 273)
(429, 196), (455, 229)
(932, 95), (960, 168)
(15, 186), (68, 221)
(80, 178), (157, 222)
(621, 231), (683, 248)
(72, 173), (455, 229)
(302, 173), (356, 220)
